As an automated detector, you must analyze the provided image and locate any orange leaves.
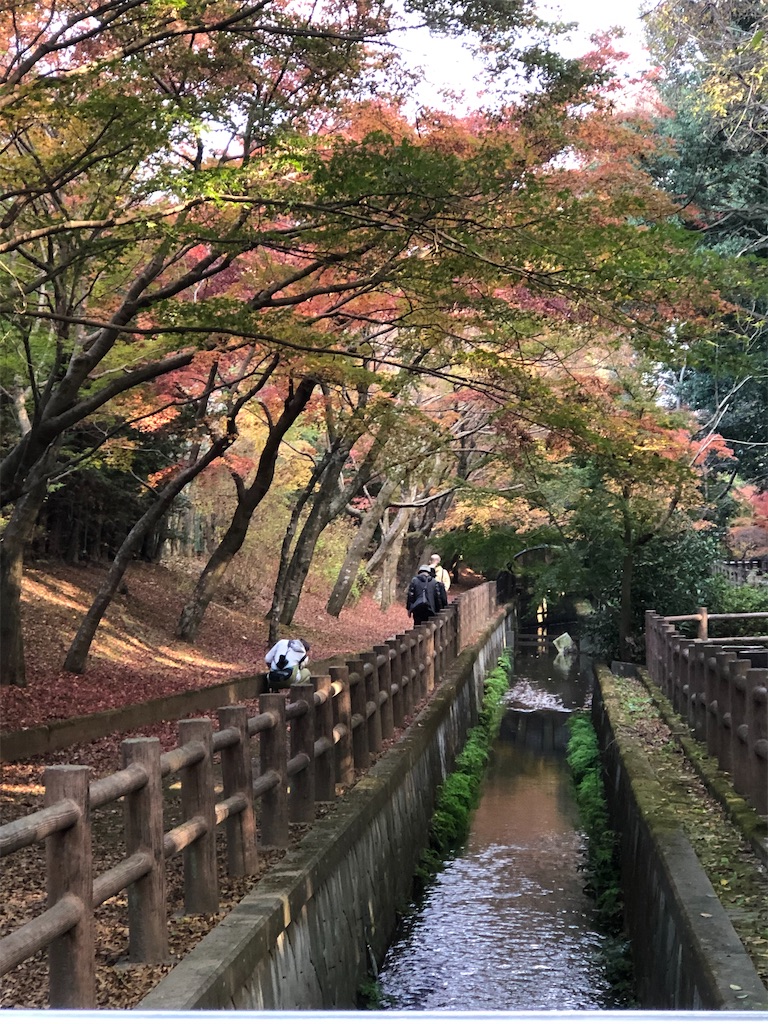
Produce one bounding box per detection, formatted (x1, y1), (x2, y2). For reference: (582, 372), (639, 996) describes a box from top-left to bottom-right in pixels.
(112, 392), (182, 434)
(735, 486), (768, 529)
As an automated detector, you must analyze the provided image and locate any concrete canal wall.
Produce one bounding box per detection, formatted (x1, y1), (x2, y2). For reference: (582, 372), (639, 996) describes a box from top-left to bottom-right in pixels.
(140, 611), (512, 1011)
(592, 665), (768, 1012)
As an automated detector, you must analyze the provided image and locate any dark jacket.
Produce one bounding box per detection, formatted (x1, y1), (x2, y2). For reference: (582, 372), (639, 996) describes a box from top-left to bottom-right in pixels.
(406, 570), (440, 616)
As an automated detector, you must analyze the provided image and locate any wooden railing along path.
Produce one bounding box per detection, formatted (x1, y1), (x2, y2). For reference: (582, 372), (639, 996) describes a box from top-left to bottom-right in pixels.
(645, 607), (768, 817)
(0, 583), (502, 1007)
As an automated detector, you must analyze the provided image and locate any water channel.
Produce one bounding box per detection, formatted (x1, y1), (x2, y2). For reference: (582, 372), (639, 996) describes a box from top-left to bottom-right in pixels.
(377, 642), (626, 1011)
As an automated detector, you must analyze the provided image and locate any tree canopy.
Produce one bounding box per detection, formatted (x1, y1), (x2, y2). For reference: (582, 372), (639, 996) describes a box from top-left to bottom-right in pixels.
(1, 0), (764, 682)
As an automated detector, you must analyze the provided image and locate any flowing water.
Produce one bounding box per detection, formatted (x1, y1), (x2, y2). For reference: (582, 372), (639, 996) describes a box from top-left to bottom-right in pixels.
(377, 645), (622, 1011)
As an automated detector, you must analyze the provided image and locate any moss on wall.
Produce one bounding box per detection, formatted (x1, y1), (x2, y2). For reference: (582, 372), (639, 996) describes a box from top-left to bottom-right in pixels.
(567, 712), (635, 1005)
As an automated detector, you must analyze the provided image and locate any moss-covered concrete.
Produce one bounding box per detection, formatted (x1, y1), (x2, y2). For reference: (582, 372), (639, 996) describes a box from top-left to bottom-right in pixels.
(592, 664), (768, 1011)
(139, 612), (510, 1011)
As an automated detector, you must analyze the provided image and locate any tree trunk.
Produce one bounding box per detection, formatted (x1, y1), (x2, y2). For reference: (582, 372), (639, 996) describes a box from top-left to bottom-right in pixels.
(326, 477), (398, 617)
(177, 377), (317, 641)
(618, 549), (634, 662)
(364, 490), (414, 609)
(64, 436), (233, 673)
(0, 479), (50, 687)
(269, 402), (388, 633)
(272, 444), (352, 630)
(267, 449), (334, 644)
(372, 508), (411, 610)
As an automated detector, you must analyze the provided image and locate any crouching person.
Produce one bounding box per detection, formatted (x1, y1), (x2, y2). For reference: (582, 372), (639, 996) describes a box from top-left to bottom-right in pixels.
(264, 637), (311, 691)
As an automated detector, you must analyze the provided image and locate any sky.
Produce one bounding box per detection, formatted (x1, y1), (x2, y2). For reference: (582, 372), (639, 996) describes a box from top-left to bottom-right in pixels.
(403, 0), (651, 108)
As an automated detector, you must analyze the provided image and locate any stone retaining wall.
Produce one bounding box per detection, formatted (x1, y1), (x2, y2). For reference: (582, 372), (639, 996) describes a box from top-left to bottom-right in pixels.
(592, 664), (768, 1011)
(139, 612), (511, 1011)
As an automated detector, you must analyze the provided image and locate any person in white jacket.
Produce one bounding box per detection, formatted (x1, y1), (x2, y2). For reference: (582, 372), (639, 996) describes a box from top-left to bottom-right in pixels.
(429, 553), (451, 592)
(264, 638), (310, 689)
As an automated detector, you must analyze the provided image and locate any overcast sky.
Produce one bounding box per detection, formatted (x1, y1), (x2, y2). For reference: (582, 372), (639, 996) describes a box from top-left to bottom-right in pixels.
(403, 0), (650, 108)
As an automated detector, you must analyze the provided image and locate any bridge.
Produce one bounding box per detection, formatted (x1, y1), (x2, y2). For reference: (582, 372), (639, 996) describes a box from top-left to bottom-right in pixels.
(0, 585), (766, 1014)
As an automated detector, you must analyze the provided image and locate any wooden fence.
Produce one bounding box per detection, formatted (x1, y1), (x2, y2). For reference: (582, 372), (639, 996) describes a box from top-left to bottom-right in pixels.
(645, 608), (768, 817)
(0, 583), (501, 1008)
(717, 558), (768, 586)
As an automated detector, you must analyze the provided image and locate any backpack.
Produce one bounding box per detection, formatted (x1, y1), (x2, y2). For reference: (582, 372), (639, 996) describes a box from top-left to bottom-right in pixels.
(267, 652), (293, 686)
(409, 576), (429, 610)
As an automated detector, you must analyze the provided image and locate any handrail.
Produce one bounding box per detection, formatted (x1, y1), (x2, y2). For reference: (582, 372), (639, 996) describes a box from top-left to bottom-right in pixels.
(645, 608), (768, 819)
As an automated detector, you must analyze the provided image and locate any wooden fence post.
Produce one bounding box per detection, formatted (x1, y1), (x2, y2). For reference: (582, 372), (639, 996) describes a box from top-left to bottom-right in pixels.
(677, 640), (695, 718)
(711, 653), (737, 770)
(330, 665), (354, 786)
(374, 645), (394, 740)
(218, 706), (258, 876)
(387, 638), (404, 728)
(436, 611), (450, 683)
(449, 603), (459, 658)
(425, 622), (436, 693)
(660, 624), (676, 697)
(289, 682), (315, 822)
(694, 646), (718, 743)
(431, 614), (442, 685)
(456, 596), (465, 652)
(45, 764), (95, 1008)
(697, 606), (709, 641)
(347, 659), (370, 771)
(121, 737), (168, 962)
(178, 718), (219, 915)
(312, 674), (336, 802)
(415, 626), (428, 702)
(644, 610), (655, 680)
(396, 634), (413, 716)
(363, 653), (383, 756)
(259, 693), (289, 849)
(743, 668), (767, 815)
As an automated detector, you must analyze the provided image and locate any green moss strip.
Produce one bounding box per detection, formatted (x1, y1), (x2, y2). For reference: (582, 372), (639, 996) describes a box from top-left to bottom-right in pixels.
(567, 712), (635, 1005)
(416, 650), (511, 883)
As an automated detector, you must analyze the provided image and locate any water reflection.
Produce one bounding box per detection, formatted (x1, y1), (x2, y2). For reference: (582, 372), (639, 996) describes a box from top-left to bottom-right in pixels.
(377, 648), (616, 1011)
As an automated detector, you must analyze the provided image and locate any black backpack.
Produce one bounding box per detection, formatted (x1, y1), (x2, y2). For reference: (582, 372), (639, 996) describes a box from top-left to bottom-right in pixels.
(409, 575), (429, 609)
(267, 652), (293, 687)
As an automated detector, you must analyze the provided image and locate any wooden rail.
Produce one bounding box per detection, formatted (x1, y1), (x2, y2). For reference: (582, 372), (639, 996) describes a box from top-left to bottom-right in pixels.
(645, 609), (768, 817)
(0, 582), (501, 1007)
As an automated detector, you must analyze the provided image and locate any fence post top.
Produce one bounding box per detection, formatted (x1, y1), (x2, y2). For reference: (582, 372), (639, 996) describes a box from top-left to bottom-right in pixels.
(44, 764), (90, 778)
(290, 679), (315, 704)
(122, 735), (160, 747)
(259, 691), (286, 713)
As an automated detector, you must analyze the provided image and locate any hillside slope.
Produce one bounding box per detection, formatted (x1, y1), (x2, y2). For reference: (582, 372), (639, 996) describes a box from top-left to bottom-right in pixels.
(2, 559), (412, 732)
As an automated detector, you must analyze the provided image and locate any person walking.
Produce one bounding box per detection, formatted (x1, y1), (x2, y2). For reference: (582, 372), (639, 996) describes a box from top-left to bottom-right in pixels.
(406, 564), (441, 625)
(429, 553), (451, 593)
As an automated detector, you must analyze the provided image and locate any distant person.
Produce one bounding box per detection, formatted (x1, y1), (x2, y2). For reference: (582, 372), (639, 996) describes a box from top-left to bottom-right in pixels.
(264, 638), (311, 690)
(429, 553), (451, 593)
(406, 565), (441, 625)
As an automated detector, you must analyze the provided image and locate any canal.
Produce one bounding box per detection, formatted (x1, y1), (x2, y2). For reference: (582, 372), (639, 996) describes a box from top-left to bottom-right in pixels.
(377, 644), (627, 1011)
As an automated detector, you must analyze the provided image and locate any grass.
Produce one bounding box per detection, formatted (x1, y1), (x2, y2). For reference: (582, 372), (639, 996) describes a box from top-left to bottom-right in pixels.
(415, 649), (512, 883)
